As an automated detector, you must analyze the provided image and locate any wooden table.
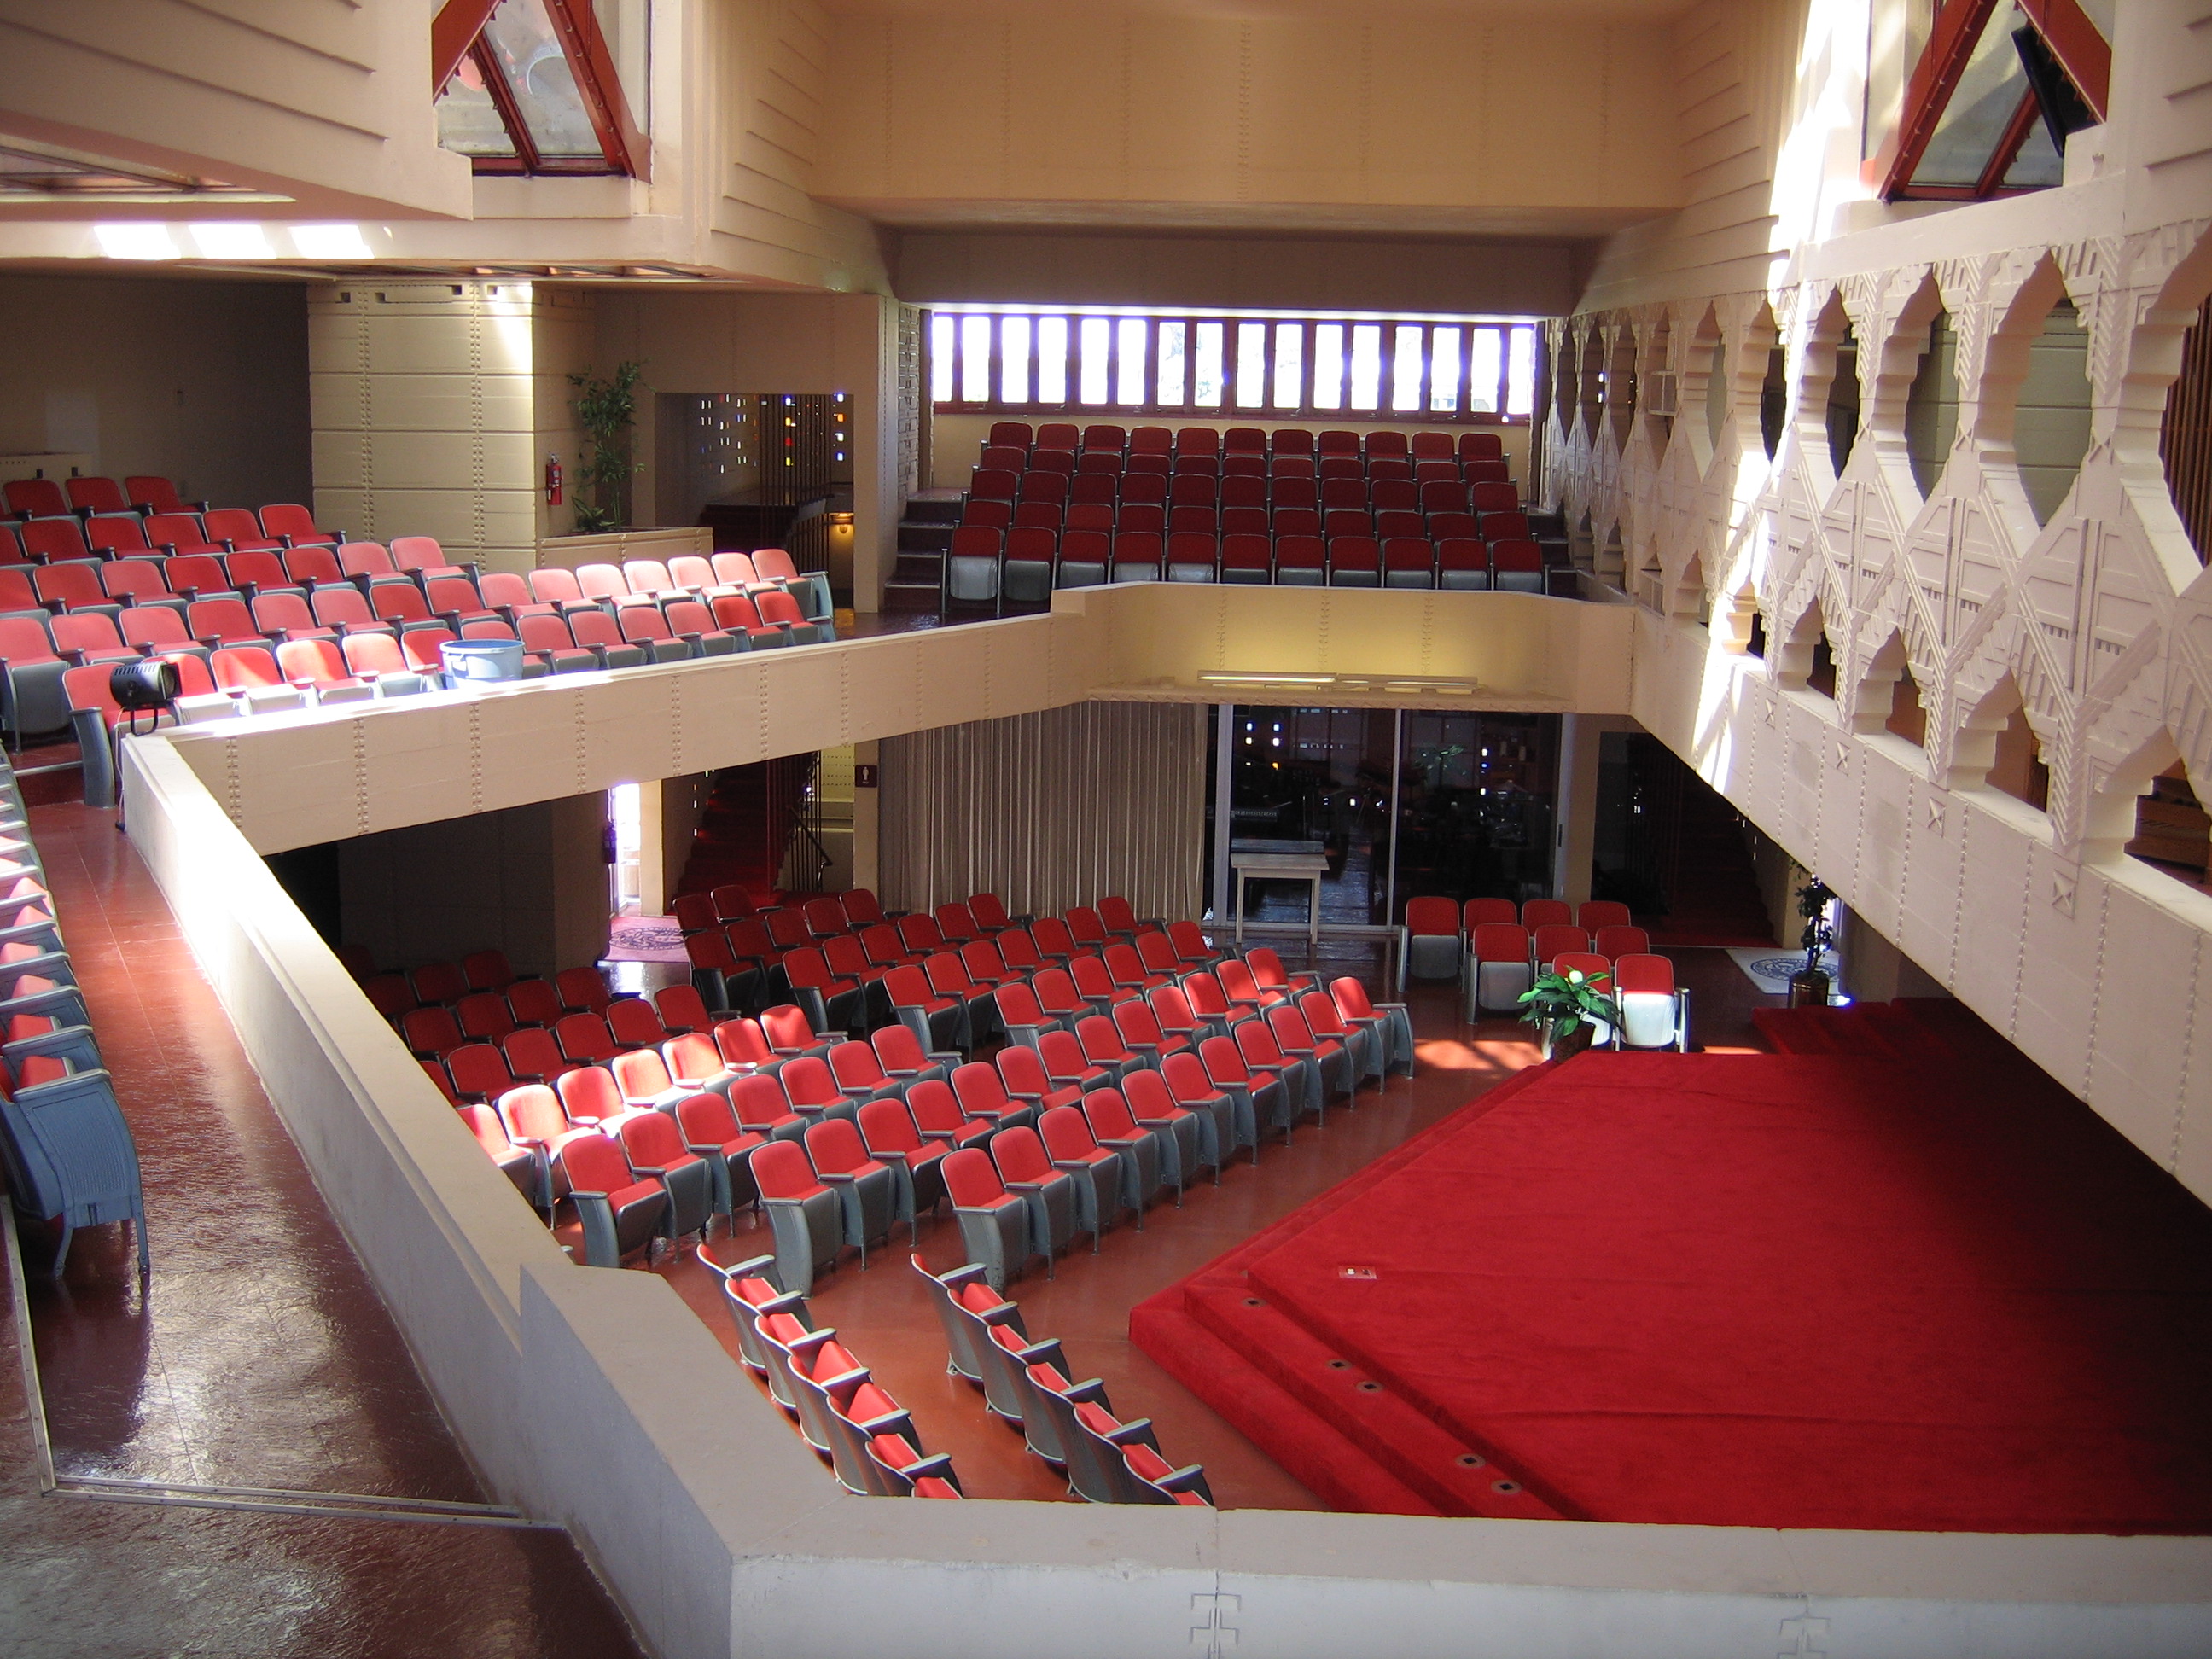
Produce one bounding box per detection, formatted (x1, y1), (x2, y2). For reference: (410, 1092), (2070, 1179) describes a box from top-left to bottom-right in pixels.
(1231, 847), (1332, 946)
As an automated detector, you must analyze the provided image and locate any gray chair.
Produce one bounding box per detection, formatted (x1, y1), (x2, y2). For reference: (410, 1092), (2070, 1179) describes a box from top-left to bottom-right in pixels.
(855, 1099), (947, 1231)
(0, 1066), (147, 1277)
(1002, 527), (1057, 604)
(0, 617), (69, 745)
(911, 1254), (1023, 1386)
(987, 1321), (1109, 1467)
(1266, 1005), (1354, 1109)
(946, 526), (1003, 605)
(1330, 977), (1416, 1077)
(1152, 1056), (1239, 1176)
(1298, 991), (1383, 1091)
(803, 1119), (897, 1269)
(750, 1305), (841, 1421)
(1054, 531), (1109, 588)
(696, 1248), (808, 1377)
(990, 1127), (1079, 1272)
(753, 1139), (843, 1289)
(942, 1145), (1033, 1291)
(1080, 1087), (1169, 1213)
(864, 1433), (963, 1498)
(1038, 1105), (1127, 1248)
(806, 1364), (929, 1495)
(1198, 1037), (1287, 1156)
(559, 1132), (667, 1270)
(614, 1110), (714, 1243)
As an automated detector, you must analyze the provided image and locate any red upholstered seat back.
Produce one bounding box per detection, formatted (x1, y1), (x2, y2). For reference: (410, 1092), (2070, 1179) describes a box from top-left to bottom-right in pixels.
(830, 1040), (888, 1090)
(1083, 1089), (1138, 1140)
(731, 1074), (798, 1129)
(1533, 925), (1592, 963)
(907, 1079), (969, 1135)
(1039, 1105), (1099, 1161)
(942, 1147), (1005, 1206)
(559, 1132), (637, 1196)
(751, 1138), (823, 1199)
(1472, 923), (1529, 962)
(991, 1126), (1053, 1184)
(804, 1116), (874, 1176)
(1595, 925), (1651, 960)
(859, 1099), (924, 1156)
(871, 1023), (929, 1071)
(779, 1056), (838, 1109)
(1613, 953), (1675, 996)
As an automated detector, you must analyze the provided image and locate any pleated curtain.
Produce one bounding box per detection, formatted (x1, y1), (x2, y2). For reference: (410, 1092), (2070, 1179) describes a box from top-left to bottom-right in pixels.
(879, 700), (1206, 922)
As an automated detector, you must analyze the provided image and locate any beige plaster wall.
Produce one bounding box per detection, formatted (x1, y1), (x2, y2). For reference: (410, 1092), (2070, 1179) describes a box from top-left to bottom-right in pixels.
(0, 0), (469, 218)
(148, 585), (1633, 859)
(896, 233), (1583, 318)
(819, 3), (1684, 236)
(337, 794), (610, 980)
(308, 280), (544, 571)
(0, 274), (311, 510)
(596, 289), (899, 604)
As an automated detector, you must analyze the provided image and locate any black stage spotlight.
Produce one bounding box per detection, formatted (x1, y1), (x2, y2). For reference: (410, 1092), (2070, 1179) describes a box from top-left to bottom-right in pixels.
(110, 658), (180, 736)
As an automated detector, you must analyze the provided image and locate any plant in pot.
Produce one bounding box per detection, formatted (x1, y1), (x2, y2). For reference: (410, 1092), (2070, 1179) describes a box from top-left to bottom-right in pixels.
(1519, 964), (1621, 1062)
(1789, 878), (1837, 1007)
(568, 360), (645, 534)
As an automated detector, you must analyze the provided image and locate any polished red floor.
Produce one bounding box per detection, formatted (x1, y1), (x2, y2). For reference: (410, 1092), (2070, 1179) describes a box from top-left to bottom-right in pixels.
(643, 941), (1780, 1507)
(0, 804), (644, 1658)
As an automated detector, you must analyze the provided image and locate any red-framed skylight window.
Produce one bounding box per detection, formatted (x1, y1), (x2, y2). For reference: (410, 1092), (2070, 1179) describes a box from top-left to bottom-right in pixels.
(1877, 0), (2107, 202)
(433, 0), (648, 179)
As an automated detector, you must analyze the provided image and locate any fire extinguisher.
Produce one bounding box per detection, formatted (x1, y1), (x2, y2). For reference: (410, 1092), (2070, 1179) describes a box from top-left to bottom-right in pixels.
(545, 454), (563, 505)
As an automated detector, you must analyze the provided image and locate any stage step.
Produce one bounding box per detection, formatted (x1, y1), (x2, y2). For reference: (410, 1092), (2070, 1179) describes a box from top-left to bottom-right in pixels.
(1132, 1062), (1565, 1518)
(1126, 1301), (1445, 1517)
(1177, 1278), (1566, 1520)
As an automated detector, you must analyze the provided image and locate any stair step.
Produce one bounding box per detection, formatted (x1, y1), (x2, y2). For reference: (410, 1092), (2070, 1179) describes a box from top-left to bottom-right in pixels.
(882, 581), (942, 612)
(903, 490), (963, 523)
(899, 522), (954, 552)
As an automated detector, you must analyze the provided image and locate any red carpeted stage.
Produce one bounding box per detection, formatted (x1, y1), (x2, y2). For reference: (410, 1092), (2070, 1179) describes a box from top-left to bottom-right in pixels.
(1132, 1002), (2212, 1533)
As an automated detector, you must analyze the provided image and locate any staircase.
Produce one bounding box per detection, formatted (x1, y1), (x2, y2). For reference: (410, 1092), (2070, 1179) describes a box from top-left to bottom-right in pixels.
(673, 754), (820, 903)
(882, 489), (960, 612)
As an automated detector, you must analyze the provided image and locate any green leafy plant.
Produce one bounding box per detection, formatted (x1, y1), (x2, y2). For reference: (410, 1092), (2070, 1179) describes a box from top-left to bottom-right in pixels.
(1796, 877), (1837, 977)
(568, 360), (645, 534)
(1518, 964), (1620, 1043)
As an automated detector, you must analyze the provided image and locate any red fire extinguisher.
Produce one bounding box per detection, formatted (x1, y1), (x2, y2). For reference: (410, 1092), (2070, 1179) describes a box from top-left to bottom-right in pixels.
(545, 455), (563, 505)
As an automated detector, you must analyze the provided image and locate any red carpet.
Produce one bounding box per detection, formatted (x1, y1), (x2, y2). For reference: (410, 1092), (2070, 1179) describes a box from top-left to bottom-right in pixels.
(1133, 1007), (2212, 1532)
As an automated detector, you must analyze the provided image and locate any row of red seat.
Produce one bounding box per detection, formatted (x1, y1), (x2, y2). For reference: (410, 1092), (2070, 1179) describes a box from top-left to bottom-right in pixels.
(964, 468), (1517, 514)
(981, 421), (1507, 465)
(947, 527), (1544, 594)
(917, 1255), (1210, 1504)
(2, 497), (345, 565)
(3, 474), (209, 521)
(961, 498), (1531, 541)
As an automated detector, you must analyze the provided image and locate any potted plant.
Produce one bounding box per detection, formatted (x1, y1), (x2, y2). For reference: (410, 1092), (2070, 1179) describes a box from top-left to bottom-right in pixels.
(568, 360), (645, 534)
(1789, 878), (1837, 1007)
(1519, 964), (1621, 1061)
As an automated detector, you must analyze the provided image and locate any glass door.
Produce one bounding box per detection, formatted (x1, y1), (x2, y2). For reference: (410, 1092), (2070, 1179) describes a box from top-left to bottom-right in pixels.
(1225, 707), (1398, 928)
(1393, 712), (1559, 910)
